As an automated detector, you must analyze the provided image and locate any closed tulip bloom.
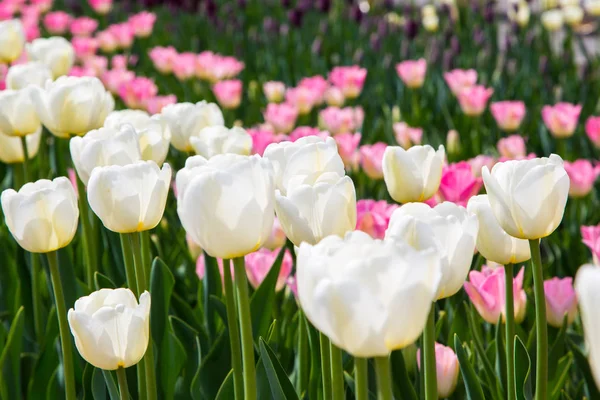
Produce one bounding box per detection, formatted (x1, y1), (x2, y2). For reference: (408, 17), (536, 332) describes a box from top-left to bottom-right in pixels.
(574, 264), (600, 387)
(88, 161), (171, 233)
(468, 155), (496, 178)
(104, 110), (171, 166)
(263, 81), (286, 103)
(68, 288), (150, 370)
(30, 76), (114, 138)
(444, 69), (477, 96)
(176, 154), (275, 259)
(417, 343), (460, 398)
(386, 202), (478, 299)
(545, 277), (577, 328)
(458, 85), (494, 116)
(542, 102), (581, 138)
(1, 177), (79, 253)
(482, 154), (570, 239)
(0, 88), (41, 137)
(393, 122), (423, 149)
(582, 225), (600, 265)
(297, 231), (442, 357)
(563, 5), (584, 26)
(585, 116), (600, 148)
(213, 79), (243, 109)
(396, 59), (427, 89)
(70, 125), (141, 185)
(27, 37), (75, 79)
(160, 101), (224, 152)
(467, 195), (531, 264)
(439, 162), (483, 207)
(6, 62), (53, 90)
(263, 103), (298, 134)
(0, 129), (42, 164)
(356, 199), (397, 239)
(190, 126), (252, 159)
(334, 132), (361, 170)
(245, 248), (293, 291)
(497, 135), (527, 160)
(0, 20), (25, 63)
(264, 136), (345, 195)
(275, 172), (357, 246)
(490, 101), (526, 131)
(564, 160), (600, 198)
(360, 143), (387, 180)
(383, 145), (445, 204)
(541, 9), (564, 31)
(586, 0), (600, 16)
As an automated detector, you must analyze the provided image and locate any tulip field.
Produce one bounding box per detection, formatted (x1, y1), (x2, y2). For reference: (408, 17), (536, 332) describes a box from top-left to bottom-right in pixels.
(3, 0), (600, 399)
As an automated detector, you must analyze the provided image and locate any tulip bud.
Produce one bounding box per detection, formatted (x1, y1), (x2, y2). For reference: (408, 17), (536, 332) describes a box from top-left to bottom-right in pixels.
(213, 79), (243, 109)
(563, 5), (584, 26)
(544, 277), (578, 328)
(422, 14), (439, 32)
(1, 177), (79, 253)
(356, 199), (397, 239)
(161, 101), (225, 152)
(0, 20), (25, 63)
(490, 101), (526, 131)
(417, 343), (460, 398)
(457, 85), (494, 116)
(541, 9), (564, 31)
(189, 126), (252, 159)
(360, 143), (387, 180)
(383, 145), (445, 204)
(0, 129), (42, 164)
(575, 265), (600, 387)
(542, 102), (581, 138)
(563, 160), (600, 198)
(6, 62), (53, 90)
(68, 288), (150, 370)
(446, 130), (460, 155)
(395, 59), (427, 89)
(0, 88), (41, 137)
(27, 37), (75, 79)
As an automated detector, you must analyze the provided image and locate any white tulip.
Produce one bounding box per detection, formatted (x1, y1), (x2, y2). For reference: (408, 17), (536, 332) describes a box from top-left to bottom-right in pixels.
(31, 76), (115, 138)
(482, 154), (569, 240)
(585, 0), (600, 16)
(0, 129), (42, 164)
(104, 110), (171, 165)
(26, 37), (75, 79)
(563, 5), (584, 26)
(0, 20), (25, 63)
(1, 177), (79, 253)
(383, 145), (445, 204)
(0, 88), (41, 137)
(68, 288), (151, 370)
(467, 195), (531, 265)
(6, 62), (53, 90)
(160, 101), (224, 152)
(275, 172), (356, 246)
(70, 125), (142, 185)
(575, 265), (600, 388)
(190, 126), (252, 158)
(88, 161), (171, 233)
(263, 136), (345, 195)
(297, 231), (442, 357)
(386, 202), (479, 299)
(541, 9), (564, 31)
(176, 154), (275, 259)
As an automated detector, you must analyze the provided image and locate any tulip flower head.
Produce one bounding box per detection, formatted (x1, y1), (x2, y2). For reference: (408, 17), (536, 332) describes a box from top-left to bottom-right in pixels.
(128, 11), (156, 38)
(6, 62), (52, 90)
(213, 79), (243, 109)
(396, 59), (427, 89)
(563, 160), (600, 198)
(468, 155), (496, 178)
(263, 81), (286, 103)
(319, 106), (360, 135)
(43, 11), (72, 35)
(263, 102), (298, 134)
(190, 126), (252, 159)
(0, 129), (41, 164)
(0, 19), (25, 63)
(149, 46), (178, 74)
(160, 101), (224, 152)
(416, 343), (460, 398)
(70, 17), (98, 37)
(575, 265), (600, 388)
(27, 37), (75, 79)
(585, 116), (600, 148)
(262, 216), (287, 250)
(360, 142), (387, 180)
(457, 85), (494, 116)
(542, 103), (582, 138)
(444, 69), (477, 96)
(497, 135), (527, 160)
(438, 162), (483, 207)
(356, 199), (397, 239)
(393, 122), (423, 149)
(328, 65), (367, 99)
(245, 248), (293, 291)
(298, 75), (329, 104)
(581, 225), (600, 265)
(544, 277), (578, 328)
(541, 9), (564, 31)
(248, 128), (287, 156)
(89, 0), (112, 14)
(490, 101), (526, 131)
(334, 132), (361, 170)
(0, 88), (41, 137)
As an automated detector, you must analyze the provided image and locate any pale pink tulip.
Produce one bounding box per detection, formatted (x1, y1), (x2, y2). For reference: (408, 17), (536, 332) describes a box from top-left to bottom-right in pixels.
(582, 225), (600, 265)
(89, 0), (112, 14)
(69, 66), (97, 77)
(544, 277), (578, 328)
(72, 37), (98, 60)
(145, 95), (177, 115)
(444, 68), (478, 96)
(438, 161), (483, 207)
(329, 65), (367, 99)
(490, 101), (526, 131)
(263, 81), (286, 103)
(468, 155), (496, 177)
(84, 55), (108, 76)
(96, 30), (118, 53)
(245, 248), (293, 291)
(128, 11), (156, 38)
(564, 160), (600, 198)
(43, 11), (71, 34)
(118, 77), (158, 110)
(213, 79), (242, 109)
(396, 58), (427, 89)
(298, 75), (329, 104)
(319, 106), (358, 134)
(356, 199), (397, 239)
(334, 132), (361, 170)
(360, 142), (387, 180)
(288, 126), (329, 142)
(149, 46), (178, 74)
(262, 217), (287, 250)
(101, 68), (135, 94)
(585, 116), (600, 148)
(393, 122), (423, 149)
(173, 52), (197, 81)
(497, 135), (526, 159)
(247, 128), (288, 156)
(263, 103), (298, 134)
(417, 343), (460, 398)
(324, 86), (345, 107)
(542, 102), (582, 138)
(457, 85), (493, 116)
(285, 86), (319, 115)
(31, 0), (53, 12)
(70, 17), (98, 37)
(107, 23), (134, 49)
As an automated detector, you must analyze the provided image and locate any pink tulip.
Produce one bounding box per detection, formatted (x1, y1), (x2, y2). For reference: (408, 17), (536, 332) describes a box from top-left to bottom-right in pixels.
(417, 343), (460, 398)
(107, 23), (135, 49)
(286, 275), (298, 298)
(457, 85), (493, 116)
(101, 68), (135, 94)
(196, 52), (244, 82)
(288, 126), (329, 142)
(31, 0), (53, 12)
(356, 199), (397, 239)
(438, 161), (483, 207)
(245, 248), (293, 291)
(393, 122), (423, 149)
(263, 103), (298, 134)
(285, 86), (319, 115)
(23, 21), (40, 42)
(464, 265), (527, 324)
(72, 37), (98, 60)
(96, 30), (118, 53)
(0, 64), (6, 91)
(263, 81), (286, 103)
(128, 11), (156, 38)
(334, 132), (361, 170)
(298, 75), (329, 104)
(84, 55), (108, 76)
(319, 106), (358, 135)
(145, 95), (177, 115)
(247, 128), (288, 156)
(149, 46), (178, 74)
(69, 66), (97, 78)
(324, 86), (345, 107)
(585, 116), (600, 148)
(563, 160), (600, 198)
(582, 225), (600, 265)
(444, 68), (478, 96)
(89, 0), (112, 14)
(262, 217), (287, 250)
(468, 155), (496, 177)
(110, 55), (128, 70)
(43, 11), (72, 34)
(0, 3), (13, 21)
(173, 52), (197, 81)
(213, 79), (242, 109)
(490, 101), (526, 131)
(544, 277), (578, 328)
(542, 102), (582, 138)
(396, 58), (427, 89)
(68, 168), (79, 198)
(329, 65), (367, 99)
(70, 17), (98, 37)
(497, 135), (527, 160)
(359, 142), (387, 180)
(118, 76), (158, 110)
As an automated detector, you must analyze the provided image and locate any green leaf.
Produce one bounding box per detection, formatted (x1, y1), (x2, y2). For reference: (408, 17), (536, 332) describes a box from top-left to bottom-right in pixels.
(0, 306), (24, 400)
(101, 369), (119, 400)
(259, 338), (300, 400)
(150, 257), (175, 346)
(159, 329), (187, 399)
(214, 370), (235, 400)
(568, 337), (600, 398)
(548, 315), (568, 382)
(250, 248), (285, 340)
(454, 334), (486, 400)
(390, 349), (417, 400)
(90, 367), (106, 400)
(170, 315), (201, 398)
(203, 252), (223, 343)
(194, 330), (232, 399)
(27, 309), (59, 399)
(94, 272), (116, 290)
(209, 294), (228, 326)
(550, 353), (573, 400)
(514, 336), (532, 400)
(495, 316), (506, 396)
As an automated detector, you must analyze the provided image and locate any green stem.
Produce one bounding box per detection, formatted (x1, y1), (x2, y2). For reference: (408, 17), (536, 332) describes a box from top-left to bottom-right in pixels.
(320, 333), (333, 400)
(76, 176), (96, 290)
(354, 357), (368, 400)
(297, 312), (309, 396)
(46, 251), (76, 400)
(141, 231), (152, 287)
(330, 344), (344, 400)
(31, 254), (44, 343)
(20, 136), (29, 182)
(116, 367), (129, 400)
(374, 356), (393, 400)
(233, 257), (257, 400)
(12, 163), (24, 189)
(223, 259), (245, 400)
(529, 239), (547, 400)
(505, 263), (516, 400)
(423, 305), (437, 400)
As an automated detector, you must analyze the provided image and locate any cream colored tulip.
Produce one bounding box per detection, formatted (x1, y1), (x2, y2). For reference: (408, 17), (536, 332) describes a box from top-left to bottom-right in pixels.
(0, 88), (41, 137)
(1, 177), (79, 253)
(160, 101), (224, 152)
(386, 202), (478, 299)
(575, 265), (600, 388)
(70, 125), (142, 185)
(190, 126), (252, 158)
(26, 37), (75, 79)
(297, 231), (442, 357)
(6, 62), (53, 90)
(541, 9), (564, 31)
(383, 145), (445, 204)
(68, 288), (151, 370)
(482, 154), (569, 240)
(0, 129), (41, 164)
(31, 76), (114, 138)
(104, 110), (171, 165)
(563, 5), (584, 26)
(0, 20), (25, 63)
(585, 0), (600, 16)
(176, 154), (275, 259)
(88, 161), (171, 233)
